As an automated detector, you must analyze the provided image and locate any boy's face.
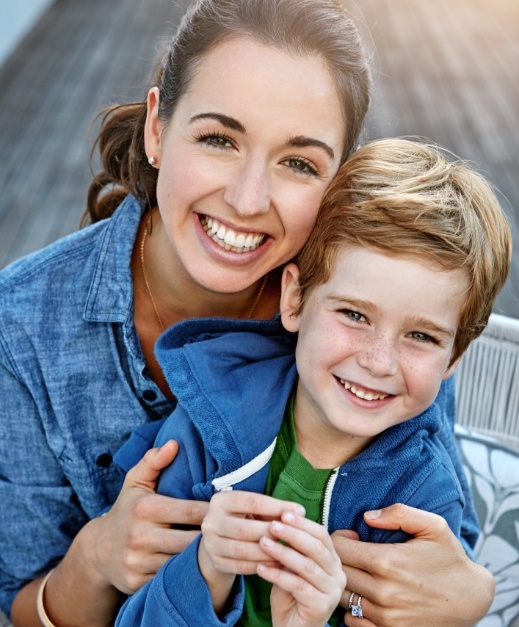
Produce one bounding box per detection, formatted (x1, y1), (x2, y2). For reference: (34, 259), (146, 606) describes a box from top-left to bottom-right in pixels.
(281, 246), (468, 459)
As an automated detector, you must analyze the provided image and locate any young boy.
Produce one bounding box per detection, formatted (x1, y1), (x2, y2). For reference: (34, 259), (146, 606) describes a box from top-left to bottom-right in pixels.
(114, 138), (512, 627)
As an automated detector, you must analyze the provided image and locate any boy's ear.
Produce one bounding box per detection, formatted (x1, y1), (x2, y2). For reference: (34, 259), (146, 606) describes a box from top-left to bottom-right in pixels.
(280, 263), (302, 333)
(144, 87), (162, 167)
(443, 355), (462, 380)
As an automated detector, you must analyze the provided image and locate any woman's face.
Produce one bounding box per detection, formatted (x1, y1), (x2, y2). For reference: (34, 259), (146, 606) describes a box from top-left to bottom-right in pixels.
(145, 37), (345, 294)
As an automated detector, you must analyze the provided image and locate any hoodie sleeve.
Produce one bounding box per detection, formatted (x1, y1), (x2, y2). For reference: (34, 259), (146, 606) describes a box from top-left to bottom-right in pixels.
(434, 377), (479, 557)
(115, 536), (244, 626)
(374, 454), (465, 546)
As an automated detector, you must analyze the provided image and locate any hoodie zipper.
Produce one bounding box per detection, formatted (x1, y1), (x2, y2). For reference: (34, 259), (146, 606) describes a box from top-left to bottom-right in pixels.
(321, 467), (340, 529)
(211, 437), (277, 492)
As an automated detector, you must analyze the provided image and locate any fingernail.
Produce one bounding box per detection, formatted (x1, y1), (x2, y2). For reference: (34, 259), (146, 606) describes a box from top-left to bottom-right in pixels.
(271, 521), (283, 532)
(364, 509), (382, 520)
(295, 504), (305, 516)
(262, 536), (275, 547)
(283, 511), (295, 523)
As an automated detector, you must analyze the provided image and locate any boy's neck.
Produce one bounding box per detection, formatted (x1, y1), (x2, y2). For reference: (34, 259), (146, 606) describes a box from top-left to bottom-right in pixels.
(293, 397), (376, 469)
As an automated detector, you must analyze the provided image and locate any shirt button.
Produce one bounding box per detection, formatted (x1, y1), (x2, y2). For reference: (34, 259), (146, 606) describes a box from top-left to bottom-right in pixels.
(142, 389), (158, 402)
(96, 452), (113, 467)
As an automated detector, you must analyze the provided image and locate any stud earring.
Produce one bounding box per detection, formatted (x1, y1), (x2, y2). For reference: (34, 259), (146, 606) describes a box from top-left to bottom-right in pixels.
(148, 156), (156, 166)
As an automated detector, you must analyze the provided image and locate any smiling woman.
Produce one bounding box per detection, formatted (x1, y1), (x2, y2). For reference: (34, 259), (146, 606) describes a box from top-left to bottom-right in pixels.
(0, 1), (497, 626)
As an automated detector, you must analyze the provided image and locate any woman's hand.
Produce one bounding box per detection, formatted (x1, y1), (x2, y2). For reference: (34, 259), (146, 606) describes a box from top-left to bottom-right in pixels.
(89, 440), (209, 594)
(257, 511), (345, 627)
(332, 504), (494, 627)
(11, 440), (209, 627)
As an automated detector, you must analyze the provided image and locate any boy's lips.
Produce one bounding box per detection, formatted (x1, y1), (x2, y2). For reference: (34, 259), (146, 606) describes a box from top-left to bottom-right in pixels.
(338, 377), (392, 401)
(200, 215), (267, 253)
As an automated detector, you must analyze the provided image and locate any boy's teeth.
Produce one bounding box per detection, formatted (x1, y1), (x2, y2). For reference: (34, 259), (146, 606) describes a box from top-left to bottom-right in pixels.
(202, 216), (265, 253)
(339, 378), (389, 401)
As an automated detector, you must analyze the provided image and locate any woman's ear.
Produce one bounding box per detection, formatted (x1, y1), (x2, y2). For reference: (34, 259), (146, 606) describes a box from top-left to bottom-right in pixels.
(280, 263), (302, 333)
(144, 87), (162, 166)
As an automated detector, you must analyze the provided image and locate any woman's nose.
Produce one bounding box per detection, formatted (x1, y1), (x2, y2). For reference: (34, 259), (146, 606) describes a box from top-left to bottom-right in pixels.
(223, 159), (271, 216)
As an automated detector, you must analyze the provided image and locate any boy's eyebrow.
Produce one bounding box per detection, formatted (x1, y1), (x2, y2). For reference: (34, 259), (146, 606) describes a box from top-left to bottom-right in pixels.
(329, 296), (456, 339)
(407, 316), (457, 339)
(189, 113), (335, 160)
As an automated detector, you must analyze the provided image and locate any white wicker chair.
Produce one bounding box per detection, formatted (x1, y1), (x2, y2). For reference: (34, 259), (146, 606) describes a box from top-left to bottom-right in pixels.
(457, 313), (519, 450)
(455, 313), (519, 626)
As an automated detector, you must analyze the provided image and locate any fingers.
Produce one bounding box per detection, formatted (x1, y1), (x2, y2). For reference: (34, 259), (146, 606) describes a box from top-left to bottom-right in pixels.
(201, 491), (302, 574)
(210, 490), (306, 519)
(123, 440), (179, 491)
(258, 513), (344, 608)
(362, 503), (450, 539)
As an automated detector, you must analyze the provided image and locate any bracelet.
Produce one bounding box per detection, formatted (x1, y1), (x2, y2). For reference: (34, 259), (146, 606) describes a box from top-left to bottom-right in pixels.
(36, 569), (57, 627)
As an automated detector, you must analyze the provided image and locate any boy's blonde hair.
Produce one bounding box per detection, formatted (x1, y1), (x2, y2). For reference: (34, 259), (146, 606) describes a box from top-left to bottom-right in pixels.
(296, 138), (512, 362)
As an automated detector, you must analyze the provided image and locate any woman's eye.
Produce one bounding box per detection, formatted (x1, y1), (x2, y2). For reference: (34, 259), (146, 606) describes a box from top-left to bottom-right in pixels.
(284, 158), (318, 176)
(197, 133), (234, 149)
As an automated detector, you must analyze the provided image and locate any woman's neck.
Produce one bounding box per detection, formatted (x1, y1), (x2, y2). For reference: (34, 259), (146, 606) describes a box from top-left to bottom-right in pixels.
(136, 210), (280, 326)
(131, 209), (280, 397)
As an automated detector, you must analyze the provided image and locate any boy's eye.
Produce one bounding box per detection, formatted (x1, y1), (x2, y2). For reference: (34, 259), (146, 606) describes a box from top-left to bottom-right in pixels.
(409, 331), (435, 343)
(342, 309), (365, 322)
(284, 157), (318, 176)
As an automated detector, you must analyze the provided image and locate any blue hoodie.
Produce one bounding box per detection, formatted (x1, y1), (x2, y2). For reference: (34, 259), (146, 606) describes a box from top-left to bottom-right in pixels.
(115, 317), (476, 626)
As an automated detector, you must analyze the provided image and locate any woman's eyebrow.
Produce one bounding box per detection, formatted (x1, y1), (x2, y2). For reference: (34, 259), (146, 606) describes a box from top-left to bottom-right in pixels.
(288, 135), (335, 160)
(189, 112), (246, 133)
(189, 113), (335, 160)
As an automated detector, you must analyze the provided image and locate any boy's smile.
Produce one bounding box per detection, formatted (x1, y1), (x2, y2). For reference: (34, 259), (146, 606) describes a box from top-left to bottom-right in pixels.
(281, 246), (469, 467)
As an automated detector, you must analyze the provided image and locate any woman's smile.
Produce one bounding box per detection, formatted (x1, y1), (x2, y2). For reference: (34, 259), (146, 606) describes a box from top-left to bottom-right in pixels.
(199, 215), (267, 253)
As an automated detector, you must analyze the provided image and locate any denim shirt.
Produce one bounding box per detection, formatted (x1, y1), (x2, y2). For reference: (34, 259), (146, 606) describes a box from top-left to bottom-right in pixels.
(0, 195), (176, 616)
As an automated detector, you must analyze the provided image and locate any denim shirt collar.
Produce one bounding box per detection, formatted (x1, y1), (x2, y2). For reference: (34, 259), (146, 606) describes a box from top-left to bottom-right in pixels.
(83, 194), (145, 323)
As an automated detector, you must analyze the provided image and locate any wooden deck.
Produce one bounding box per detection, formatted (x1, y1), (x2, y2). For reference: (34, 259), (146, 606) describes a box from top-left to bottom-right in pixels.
(0, 0), (518, 317)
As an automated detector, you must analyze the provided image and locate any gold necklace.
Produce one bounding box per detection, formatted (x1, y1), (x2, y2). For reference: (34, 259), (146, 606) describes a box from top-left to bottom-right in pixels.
(246, 273), (268, 319)
(140, 210), (166, 332)
(139, 210), (269, 327)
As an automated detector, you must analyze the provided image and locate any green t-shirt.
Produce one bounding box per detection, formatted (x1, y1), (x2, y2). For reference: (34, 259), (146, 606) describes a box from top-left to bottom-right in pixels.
(239, 393), (340, 626)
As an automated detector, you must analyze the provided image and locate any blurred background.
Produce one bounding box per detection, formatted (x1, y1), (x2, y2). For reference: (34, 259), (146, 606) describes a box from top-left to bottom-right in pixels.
(0, 0), (517, 317)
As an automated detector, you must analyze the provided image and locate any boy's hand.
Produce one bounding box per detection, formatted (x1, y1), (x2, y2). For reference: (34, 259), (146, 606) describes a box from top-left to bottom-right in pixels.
(198, 491), (306, 615)
(257, 511), (345, 627)
(200, 490), (306, 576)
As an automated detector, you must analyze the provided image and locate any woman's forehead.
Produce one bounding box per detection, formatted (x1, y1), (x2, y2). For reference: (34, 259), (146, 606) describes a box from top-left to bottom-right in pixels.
(178, 37), (346, 151)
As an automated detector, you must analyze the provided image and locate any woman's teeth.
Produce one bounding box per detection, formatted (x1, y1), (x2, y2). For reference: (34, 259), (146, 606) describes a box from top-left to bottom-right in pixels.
(201, 216), (266, 252)
(339, 379), (389, 401)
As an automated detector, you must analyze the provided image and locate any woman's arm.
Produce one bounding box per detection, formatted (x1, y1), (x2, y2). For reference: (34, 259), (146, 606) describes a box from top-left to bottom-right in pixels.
(11, 442), (208, 627)
(332, 504), (494, 627)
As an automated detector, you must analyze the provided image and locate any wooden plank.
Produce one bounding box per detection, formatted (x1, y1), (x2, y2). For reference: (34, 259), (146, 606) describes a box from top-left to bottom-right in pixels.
(357, 0), (519, 317)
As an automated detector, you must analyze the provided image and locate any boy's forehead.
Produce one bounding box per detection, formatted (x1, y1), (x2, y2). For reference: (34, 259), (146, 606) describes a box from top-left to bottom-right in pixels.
(311, 246), (468, 328)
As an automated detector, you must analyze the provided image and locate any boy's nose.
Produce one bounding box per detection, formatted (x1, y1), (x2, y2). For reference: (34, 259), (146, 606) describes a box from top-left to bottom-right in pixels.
(223, 160), (271, 217)
(357, 337), (398, 377)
